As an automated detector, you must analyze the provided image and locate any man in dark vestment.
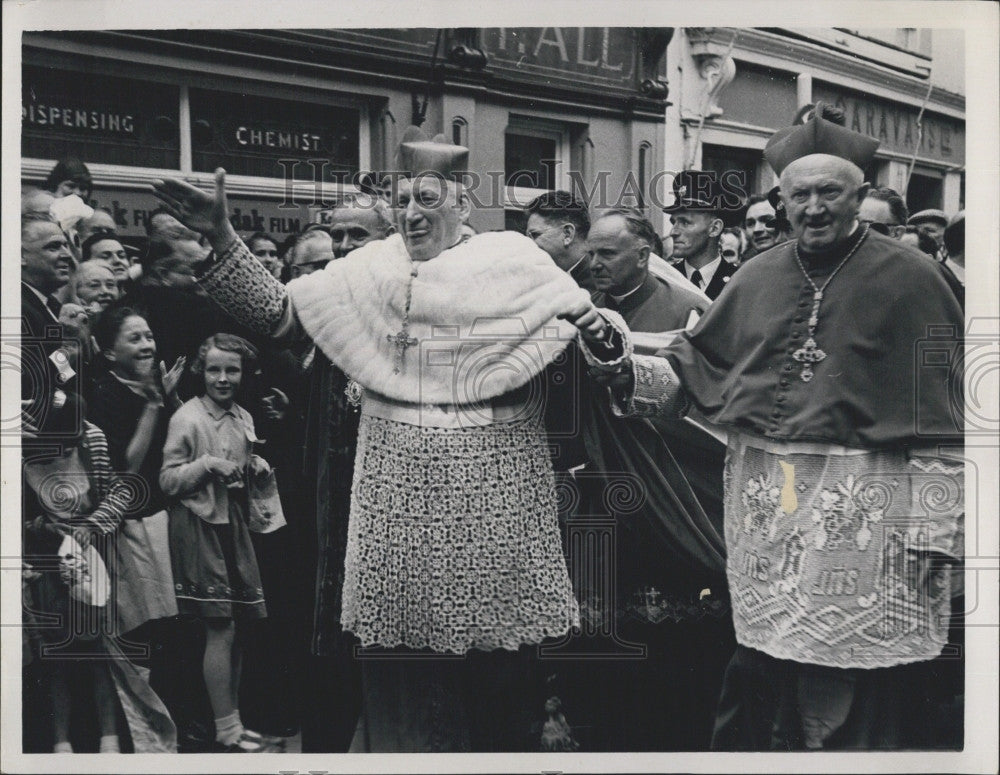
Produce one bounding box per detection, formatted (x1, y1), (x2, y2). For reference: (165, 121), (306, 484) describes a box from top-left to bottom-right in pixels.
(665, 173), (740, 300)
(573, 104), (964, 751)
(591, 208), (708, 325)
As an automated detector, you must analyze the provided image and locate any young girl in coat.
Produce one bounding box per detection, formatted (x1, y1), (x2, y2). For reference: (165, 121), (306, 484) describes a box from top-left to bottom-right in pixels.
(159, 333), (276, 753)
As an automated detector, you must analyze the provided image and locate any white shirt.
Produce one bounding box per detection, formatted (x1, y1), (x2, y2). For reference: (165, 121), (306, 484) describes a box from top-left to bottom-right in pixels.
(646, 255), (711, 304)
(683, 256), (722, 291)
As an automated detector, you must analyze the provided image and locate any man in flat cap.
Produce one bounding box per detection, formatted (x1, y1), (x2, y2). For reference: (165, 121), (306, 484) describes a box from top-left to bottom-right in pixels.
(151, 134), (612, 753)
(572, 103), (964, 750)
(664, 170), (742, 300)
(908, 208), (949, 257)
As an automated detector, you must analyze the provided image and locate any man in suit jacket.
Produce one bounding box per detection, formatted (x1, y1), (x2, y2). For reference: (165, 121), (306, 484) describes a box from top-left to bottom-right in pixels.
(21, 215), (75, 425)
(665, 171), (742, 301)
(524, 191), (598, 297)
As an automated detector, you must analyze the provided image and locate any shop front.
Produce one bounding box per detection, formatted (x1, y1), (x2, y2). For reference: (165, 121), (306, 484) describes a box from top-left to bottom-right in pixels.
(669, 28), (965, 214)
(22, 27), (672, 239)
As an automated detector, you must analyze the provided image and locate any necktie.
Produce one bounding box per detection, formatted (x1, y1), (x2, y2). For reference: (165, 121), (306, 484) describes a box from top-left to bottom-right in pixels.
(46, 295), (62, 318)
(690, 269), (703, 289)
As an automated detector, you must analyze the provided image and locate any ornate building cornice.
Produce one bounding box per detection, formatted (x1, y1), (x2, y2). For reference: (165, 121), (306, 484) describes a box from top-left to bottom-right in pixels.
(729, 28), (965, 118)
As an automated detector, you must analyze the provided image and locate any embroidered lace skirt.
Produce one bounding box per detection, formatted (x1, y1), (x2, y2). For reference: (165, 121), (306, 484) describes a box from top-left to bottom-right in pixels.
(341, 414), (580, 654)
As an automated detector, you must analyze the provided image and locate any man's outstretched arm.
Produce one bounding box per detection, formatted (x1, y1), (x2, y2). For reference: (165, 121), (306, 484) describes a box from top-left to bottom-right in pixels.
(150, 168), (300, 341)
(563, 303), (690, 420)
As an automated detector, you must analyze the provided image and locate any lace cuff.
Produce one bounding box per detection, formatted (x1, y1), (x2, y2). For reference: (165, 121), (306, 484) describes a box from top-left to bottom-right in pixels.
(576, 308), (632, 374)
(198, 236), (288, 337)
(612, 353), (689, 419)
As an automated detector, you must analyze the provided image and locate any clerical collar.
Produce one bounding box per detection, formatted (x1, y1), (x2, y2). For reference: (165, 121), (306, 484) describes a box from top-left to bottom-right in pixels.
(684, 256), (722, 289)
(797, 222), (864, 267)
(610, 279), (646, 303)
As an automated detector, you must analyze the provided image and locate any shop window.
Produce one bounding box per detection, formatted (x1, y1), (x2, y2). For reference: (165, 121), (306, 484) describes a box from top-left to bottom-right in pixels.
(503, 117), (570, 229)
(906, 171), (943, 214)
(452, 116), (469, 148)
(189, 88), (360, 182)
(701, 143), (758, 196)
(637, 142), (652, 209)
(22, 64), (180, 169)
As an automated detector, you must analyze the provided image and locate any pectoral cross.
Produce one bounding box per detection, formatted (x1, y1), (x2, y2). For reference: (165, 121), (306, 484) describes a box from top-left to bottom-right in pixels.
(792, 336), (826, 382)
(387, 330), (418, 374)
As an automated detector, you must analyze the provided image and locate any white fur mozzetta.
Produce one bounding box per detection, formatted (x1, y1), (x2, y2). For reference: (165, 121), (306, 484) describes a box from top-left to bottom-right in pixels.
(288, 231), (590, 405)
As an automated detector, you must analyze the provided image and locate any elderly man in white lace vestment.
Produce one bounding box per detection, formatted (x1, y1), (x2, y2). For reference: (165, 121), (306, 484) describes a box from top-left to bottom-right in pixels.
(151, 139), (617, 752)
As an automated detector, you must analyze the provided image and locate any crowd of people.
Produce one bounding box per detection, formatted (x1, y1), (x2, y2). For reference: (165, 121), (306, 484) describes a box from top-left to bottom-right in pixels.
(19, 100), (965, 755)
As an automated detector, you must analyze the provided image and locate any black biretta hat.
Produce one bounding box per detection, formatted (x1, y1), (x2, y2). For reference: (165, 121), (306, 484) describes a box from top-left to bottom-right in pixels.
(764, 101), (879, 177)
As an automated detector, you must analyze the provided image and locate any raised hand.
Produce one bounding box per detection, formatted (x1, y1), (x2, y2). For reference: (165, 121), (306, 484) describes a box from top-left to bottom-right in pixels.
(150, 168), (235, 250)
(160, 356), (187, 399)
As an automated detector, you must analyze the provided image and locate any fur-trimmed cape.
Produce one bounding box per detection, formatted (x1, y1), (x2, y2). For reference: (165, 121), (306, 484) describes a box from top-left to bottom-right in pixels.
(288, 231), (590, 406)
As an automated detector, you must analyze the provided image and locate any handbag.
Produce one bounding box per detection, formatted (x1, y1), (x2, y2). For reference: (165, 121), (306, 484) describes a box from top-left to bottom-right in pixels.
(58, 534), (110, 607)
(246, 455), (286, 534)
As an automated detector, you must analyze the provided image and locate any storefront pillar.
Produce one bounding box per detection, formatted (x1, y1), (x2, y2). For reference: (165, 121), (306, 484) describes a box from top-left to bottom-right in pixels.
(942, 170), (963, 213)
(796, 72), (813, 109)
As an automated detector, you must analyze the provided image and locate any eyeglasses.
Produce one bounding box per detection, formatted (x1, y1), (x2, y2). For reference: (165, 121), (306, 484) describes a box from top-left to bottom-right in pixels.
(862, 221), (891, 236)
(743, 216), (776, 230)
(292, 259), (330, 276)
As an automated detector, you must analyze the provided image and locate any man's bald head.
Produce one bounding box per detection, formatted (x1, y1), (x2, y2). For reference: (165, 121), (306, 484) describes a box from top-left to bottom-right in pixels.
(328, 195), (394, 258)
(779, 154), (869, 253)
(779, 154), (864, 191)
(77, 209), (118, 243)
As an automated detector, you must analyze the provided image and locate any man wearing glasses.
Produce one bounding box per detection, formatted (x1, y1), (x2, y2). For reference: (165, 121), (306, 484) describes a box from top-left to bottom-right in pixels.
(858, 186), (908, 239)
(288, 229), (336, 277)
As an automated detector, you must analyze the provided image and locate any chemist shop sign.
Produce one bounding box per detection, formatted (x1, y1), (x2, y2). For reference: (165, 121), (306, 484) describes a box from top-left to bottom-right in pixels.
(22, 65), (180, 169)
(189, 89), (360, 182)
